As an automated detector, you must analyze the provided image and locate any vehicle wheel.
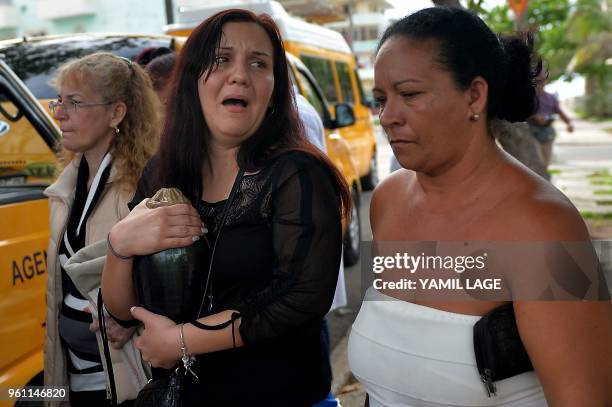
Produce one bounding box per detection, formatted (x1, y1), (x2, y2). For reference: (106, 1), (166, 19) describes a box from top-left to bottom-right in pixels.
(360, 152), (378, 191)
(343, 187), (361, 267)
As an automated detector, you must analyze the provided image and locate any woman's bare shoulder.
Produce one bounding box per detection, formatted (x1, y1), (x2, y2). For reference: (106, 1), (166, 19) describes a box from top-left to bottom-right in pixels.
(370, 169), (414, 221)
(497, 162), (590, 240)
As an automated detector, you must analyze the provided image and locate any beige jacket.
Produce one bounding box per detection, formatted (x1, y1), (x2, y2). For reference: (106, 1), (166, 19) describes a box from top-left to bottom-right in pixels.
(44, 157), (148, 406)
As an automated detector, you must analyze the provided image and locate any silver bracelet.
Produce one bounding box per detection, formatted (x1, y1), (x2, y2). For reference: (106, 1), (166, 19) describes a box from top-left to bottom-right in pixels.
(107, 232), (133, 260)
(179, 323), (198, 380)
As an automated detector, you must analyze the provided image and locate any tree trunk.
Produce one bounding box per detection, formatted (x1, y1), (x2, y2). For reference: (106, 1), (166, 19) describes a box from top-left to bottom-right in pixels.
(431, 0), (463, 7)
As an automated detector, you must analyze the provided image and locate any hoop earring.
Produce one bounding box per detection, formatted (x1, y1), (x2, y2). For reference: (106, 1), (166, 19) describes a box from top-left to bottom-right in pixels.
(470, 113), (480, 122)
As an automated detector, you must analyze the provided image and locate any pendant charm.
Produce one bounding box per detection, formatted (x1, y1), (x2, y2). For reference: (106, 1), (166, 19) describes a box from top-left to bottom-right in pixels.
(207, 293), (213, 312)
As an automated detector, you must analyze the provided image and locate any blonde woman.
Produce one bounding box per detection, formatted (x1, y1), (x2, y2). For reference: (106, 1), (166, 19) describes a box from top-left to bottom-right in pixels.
(44, 52), (159, 406)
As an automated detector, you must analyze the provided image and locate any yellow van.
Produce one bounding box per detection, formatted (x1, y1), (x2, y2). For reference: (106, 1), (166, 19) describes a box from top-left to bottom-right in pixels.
(165, 0), (379, 191)
(286, 52), (361, 265)
(0, 35), (184, 405)
(0, 58), (56, 407)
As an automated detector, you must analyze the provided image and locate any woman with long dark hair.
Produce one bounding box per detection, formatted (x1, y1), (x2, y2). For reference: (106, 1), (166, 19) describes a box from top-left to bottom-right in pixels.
(101, 9), (350, 406)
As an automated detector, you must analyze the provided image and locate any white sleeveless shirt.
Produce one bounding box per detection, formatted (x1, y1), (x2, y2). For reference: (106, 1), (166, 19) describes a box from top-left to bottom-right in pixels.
(348, 288), (547, 406)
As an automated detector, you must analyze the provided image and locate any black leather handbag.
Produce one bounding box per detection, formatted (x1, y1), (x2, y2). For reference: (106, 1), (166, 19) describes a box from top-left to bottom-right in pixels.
(131, 187), (210, 323)
(133, 238), (210, 323)
(134, 368), (184, 407)
(473, 303), (534, 397)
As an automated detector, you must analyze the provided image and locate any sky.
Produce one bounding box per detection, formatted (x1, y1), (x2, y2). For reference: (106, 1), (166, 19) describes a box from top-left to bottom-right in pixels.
(383, 0), (585, 99)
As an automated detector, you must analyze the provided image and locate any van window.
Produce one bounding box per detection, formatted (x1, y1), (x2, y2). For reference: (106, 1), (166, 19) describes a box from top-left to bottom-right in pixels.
(300, 55), (337, 103)
(336, 61), (354, 103)
(295, 69), (325, 119)
(0, 98), (54, 185)
(1, 37), (173, 99)
(354, 68), (367, 105)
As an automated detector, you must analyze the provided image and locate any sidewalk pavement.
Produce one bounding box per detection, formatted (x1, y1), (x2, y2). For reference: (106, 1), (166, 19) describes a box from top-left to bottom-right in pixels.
(554, 116), (612, 146)
(550, 116), (612, 216)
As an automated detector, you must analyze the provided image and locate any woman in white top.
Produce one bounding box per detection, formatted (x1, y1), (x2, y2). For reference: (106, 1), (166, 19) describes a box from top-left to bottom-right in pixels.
(348, 7), (612, 407)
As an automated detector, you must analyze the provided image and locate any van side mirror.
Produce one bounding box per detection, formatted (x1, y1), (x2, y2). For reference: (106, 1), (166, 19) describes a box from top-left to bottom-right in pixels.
(333, 102), (355, 128)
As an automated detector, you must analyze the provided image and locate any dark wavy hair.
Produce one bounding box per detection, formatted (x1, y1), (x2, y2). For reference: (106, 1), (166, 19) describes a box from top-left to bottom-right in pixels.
(156, 9), (350, 217)
(378, 7), (542, 123)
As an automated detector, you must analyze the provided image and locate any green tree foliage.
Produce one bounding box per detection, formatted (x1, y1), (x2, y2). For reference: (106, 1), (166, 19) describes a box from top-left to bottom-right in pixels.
(481, 0), (575, 80)
(432, 0), (611, 116)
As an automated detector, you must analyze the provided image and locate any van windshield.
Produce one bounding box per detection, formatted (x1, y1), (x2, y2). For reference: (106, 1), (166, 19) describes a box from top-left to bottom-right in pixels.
(0, 36), (173, 99)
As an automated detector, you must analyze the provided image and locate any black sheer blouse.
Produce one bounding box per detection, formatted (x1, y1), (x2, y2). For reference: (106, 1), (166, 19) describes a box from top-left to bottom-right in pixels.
(128, 151), (342, 406)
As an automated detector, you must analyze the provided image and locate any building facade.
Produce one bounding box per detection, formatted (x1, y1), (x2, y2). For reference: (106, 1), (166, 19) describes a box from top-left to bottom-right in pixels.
(0, 0), (167, 40)
(323, 0), (394, 95)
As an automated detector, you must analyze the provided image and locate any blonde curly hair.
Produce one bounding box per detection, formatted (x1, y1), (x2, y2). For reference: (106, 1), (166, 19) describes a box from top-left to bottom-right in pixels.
(54, 52), (160, 189)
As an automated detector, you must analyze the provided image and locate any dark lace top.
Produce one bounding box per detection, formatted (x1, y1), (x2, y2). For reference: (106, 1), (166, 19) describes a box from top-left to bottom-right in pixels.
(128, 151), (342, 405)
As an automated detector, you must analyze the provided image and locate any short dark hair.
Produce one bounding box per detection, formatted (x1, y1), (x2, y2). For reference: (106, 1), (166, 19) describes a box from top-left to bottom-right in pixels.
(145, 52), (176, 91)
(156, 9), (350, 217)
(134, 46), (173, 67)
(378, 7), (542, 122)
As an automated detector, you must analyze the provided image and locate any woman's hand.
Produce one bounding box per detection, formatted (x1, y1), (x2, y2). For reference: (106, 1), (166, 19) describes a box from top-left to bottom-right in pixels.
(130, 306), (181, 369)
(105, 320), (138, 350)
(109, 199), (205, 258)
(90, 318), (137, 350)
(86, 307), (137, 349)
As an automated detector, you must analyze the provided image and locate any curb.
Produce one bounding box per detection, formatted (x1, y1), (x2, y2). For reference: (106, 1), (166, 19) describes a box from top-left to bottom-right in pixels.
(330, 328), (352, 395)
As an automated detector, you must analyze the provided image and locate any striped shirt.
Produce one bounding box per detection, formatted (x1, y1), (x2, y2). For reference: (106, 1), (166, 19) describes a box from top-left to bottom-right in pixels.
(58, 153), (112, 392)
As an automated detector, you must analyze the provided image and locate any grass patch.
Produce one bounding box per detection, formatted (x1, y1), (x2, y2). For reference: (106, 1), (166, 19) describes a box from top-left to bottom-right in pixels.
(547, 169), (561, 175)
(373, 117), (380, 126)
(594, 189), (612, 195)
(604, 127), (612, 134)
(581, 211), (612, 220)
(587, 169), (611, 178)
(591, 178), (612, 186)
(596, 200), (612, 206)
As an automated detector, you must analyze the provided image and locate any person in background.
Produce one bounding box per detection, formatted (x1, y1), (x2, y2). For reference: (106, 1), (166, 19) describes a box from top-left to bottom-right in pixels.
(44, 53), (159, 406)
(145, 52), (177, 107)
(102, 9), (350, 406)
(348, 7), (611, 406)
(133, 46), (172, 68)
(296, 93), (326, 152)
(528, 69), (574, 169)
(296, 92), (346, 407)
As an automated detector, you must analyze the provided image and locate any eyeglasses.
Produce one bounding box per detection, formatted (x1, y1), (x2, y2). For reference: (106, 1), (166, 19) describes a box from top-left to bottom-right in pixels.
(48, 99), (112, 115)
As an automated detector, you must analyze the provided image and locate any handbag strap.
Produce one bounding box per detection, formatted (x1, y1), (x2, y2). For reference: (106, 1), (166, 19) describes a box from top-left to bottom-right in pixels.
(98, 288), (118, 406)
(197, 167), (245, 318)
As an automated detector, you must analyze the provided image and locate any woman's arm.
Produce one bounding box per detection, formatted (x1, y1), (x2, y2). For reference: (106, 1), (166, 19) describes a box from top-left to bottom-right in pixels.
(129, 153), (343, 367)
(130, 307), (242, 368)
(101, 200), (204, 320)
(513, 201), (612, 406)
(515, 301), (612, 406)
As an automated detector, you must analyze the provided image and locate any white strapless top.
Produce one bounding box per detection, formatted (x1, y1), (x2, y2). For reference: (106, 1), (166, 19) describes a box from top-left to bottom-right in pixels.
(348, 288), (547, 406)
